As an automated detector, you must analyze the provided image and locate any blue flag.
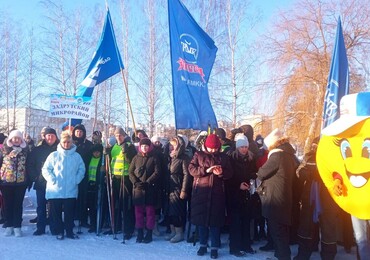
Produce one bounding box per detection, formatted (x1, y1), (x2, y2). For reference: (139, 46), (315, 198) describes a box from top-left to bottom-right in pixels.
(322, 16), (349, 129)
(168, 0), (218, 130)
(76, 9), (124, 97)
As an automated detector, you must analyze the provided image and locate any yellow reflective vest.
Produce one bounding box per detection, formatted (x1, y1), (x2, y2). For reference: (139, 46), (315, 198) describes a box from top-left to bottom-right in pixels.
(110, 143), (130, 176)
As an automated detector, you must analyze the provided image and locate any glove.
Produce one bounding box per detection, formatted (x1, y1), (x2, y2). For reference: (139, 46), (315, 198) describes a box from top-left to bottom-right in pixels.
(332, 179), (343, 196)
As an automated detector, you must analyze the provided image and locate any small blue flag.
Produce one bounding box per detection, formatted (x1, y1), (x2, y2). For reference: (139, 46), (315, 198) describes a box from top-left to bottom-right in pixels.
(76, 9), (124, 97)
(322, 16), (349, 129)
(168, 0), (218, 130)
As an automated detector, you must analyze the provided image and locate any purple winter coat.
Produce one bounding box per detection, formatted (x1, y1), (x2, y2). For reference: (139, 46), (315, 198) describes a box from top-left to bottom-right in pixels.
(188, 148), (233, 227)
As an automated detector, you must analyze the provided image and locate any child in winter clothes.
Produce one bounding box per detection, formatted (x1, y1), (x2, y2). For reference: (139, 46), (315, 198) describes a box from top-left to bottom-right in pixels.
(0, 130), (29, 237)
(42, 131), (85, 240)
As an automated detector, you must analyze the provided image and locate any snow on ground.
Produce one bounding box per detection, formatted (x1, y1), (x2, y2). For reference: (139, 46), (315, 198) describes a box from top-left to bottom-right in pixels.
(0, 190), (357, 260)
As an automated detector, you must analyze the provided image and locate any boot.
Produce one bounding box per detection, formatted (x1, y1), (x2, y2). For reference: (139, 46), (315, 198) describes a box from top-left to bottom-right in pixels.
(136, 229), (144, 243)
(152, 216), (161, 236)
(320, 242), (337, 260)
(4, 227), (14, 236)
(170, 227), (184, 243)
(165, 225), (176, 241)
(143, 229), (153, 243)
(14, 228), (22, 237)
(210, 249), (218, 259)
(293, 237), (313, 260)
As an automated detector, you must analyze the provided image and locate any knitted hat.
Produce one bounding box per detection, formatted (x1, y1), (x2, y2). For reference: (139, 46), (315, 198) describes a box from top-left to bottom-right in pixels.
(139, 138), (152, 146)
(44, 127), (57, 137)
(114, 127), (126, 136)
(235, 133), (249, 148)
(204, 134), (221, 149)
(214, 128), (226, 140)
(6, 130), (26, 148)
(264, 128), (284, 149)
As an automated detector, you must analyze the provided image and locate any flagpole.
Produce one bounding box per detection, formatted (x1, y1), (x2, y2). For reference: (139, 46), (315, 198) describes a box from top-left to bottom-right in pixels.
(120, 69), (137, 135)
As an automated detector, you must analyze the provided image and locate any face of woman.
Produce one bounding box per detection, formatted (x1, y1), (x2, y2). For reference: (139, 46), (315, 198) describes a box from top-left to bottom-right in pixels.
(141, 144), (150, 154)
(206, 147), (218, 154)
(11, 136), (22, 146)
(237, 146), (249, 155)
(60, 138), (72, 150)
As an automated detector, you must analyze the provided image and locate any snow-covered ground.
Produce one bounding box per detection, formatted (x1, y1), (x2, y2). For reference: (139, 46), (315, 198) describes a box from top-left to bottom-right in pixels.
(1, 190), (357, 260)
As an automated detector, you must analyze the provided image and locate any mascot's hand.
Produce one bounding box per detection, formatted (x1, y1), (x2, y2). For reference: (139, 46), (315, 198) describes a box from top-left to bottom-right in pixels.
(332, 179), (343, 196)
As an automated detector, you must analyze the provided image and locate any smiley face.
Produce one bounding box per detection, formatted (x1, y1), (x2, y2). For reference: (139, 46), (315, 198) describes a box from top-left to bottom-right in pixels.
(317, 119), (370, 219)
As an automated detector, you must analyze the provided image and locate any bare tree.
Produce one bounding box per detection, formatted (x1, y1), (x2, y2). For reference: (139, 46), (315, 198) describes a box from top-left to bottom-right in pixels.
(261, 0), (370, 153)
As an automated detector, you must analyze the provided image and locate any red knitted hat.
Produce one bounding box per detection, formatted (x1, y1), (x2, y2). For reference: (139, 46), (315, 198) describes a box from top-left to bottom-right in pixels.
(204, 134), (221, 149)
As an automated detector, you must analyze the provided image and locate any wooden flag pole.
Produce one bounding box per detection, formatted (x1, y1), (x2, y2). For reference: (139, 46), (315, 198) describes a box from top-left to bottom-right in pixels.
(120, 69), (137, 135)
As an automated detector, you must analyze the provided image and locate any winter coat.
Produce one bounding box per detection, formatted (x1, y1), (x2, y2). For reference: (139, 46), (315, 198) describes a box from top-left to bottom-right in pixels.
(226, 150), (257, 213)
(167, 137), (192, 217)
(42, 143), (85, 199)
(256, 142), (298, 225)
(72, 125), (93, 178)
(189, 148), (233, 227)
(129, 150), (160, 206)
(27, 139), (59, 190)
(0, 143), (28, 186)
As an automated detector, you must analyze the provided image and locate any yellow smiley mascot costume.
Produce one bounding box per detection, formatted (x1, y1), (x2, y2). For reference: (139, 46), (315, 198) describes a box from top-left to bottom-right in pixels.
(317, 92), (370, 259)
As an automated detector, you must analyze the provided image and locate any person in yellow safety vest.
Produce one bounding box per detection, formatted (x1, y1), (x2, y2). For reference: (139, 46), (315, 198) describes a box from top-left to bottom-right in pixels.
(109, 126), (137, 240)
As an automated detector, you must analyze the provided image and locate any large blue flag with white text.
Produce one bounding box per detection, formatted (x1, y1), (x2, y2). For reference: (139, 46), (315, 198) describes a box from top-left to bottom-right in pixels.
(168, 0), (218, 130)
(322, 16), (349, 129)
(76, 9), (124, 97)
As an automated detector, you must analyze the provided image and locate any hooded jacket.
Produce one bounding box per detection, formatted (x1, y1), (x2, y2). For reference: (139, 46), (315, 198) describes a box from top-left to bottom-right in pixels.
(42, 143), (85, 199)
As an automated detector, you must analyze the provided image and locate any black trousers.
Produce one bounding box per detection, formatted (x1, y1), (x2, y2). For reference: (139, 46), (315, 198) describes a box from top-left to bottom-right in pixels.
(0, 185), (26, 228)
(269, 218), (291, 260)
(49, 198), (76, 236)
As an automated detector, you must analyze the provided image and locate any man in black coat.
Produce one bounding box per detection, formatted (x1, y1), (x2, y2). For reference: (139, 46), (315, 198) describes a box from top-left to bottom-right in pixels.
(27, 127), (59, 235)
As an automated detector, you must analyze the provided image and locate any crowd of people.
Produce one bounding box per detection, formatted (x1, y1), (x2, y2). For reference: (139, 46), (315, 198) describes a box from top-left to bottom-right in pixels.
(0, 124), (363, 259)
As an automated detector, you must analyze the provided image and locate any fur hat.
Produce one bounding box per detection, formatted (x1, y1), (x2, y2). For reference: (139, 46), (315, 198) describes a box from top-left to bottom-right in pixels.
(139, 138), (152, 146)
(264, 128), (284, 149)
(44, 127), (57, 137)
(6, 130), (26, 148)
(235, 133), (249, 148)
(204, 134), (221, 149)
(114, 127), (126, 136)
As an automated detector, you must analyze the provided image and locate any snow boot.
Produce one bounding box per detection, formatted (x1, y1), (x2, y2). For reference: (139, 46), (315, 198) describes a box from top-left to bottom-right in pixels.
(170, 227), (184, 243)
(4, 227), (14, 236)
(136, 229), (144, 243)
(143, 229), (153, 243)
(165, 225), (176, 241)
(14, 228), (22, 237)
